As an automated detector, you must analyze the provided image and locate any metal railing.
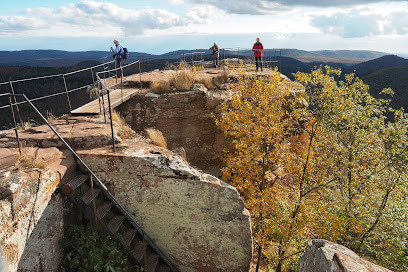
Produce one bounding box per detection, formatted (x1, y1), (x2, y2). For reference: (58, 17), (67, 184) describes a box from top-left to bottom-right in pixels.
(0, 47), (282, 134)
(217, 47), (282, 70)
(4, 92), (178, 271)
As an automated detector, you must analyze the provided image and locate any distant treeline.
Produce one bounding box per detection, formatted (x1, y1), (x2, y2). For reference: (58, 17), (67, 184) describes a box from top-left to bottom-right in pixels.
(1, 54), (407, 129)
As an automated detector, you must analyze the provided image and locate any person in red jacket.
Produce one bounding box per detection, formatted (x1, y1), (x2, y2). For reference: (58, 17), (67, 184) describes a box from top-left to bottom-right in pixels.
(252, 37), (264, 71)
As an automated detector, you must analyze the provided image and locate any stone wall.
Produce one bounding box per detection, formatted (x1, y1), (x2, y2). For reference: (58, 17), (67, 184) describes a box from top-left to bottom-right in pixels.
(77, 137), (252, 272)
(0, 148), (77, 272)
(116, 88), (226, 177)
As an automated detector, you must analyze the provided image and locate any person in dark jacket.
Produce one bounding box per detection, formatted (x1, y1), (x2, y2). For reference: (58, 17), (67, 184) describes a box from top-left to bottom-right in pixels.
(252, 37), (264, 71)
(209, 42), (220, 68)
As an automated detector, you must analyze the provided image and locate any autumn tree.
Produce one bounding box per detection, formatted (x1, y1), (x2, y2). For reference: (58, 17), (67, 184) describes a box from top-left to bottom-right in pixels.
(217, 70), (325, 271)
(218, 67), (408, 271)
(295, 67), (408, 270)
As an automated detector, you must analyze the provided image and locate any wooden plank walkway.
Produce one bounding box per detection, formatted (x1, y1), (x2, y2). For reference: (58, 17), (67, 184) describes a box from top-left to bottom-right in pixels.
(71, 88), (140, 115)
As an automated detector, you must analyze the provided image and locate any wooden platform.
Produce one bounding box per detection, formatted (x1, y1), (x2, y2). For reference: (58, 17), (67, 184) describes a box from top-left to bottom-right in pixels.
(71, 87), (140, 115)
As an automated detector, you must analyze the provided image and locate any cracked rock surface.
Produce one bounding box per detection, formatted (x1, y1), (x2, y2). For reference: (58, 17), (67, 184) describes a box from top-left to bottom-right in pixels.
(77, 136), (253, 272)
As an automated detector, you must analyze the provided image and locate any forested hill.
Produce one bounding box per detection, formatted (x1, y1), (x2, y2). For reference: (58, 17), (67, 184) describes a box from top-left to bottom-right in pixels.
(0, 50), (154, 67)
(351, 55), (408, 75)
(1, 53), (407, 129)
(0, 49), (389, 67)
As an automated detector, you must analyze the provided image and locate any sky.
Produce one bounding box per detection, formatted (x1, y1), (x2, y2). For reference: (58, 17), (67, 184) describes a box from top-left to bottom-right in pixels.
(0, 0), (407, 55)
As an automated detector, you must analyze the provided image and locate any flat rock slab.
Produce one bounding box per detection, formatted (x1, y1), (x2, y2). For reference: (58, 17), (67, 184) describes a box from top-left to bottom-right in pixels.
(0, 148), (19, 171)
(0, 116), (120, 150)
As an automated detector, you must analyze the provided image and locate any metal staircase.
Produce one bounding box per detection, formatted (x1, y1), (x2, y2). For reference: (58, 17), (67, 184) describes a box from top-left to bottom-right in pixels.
(62, 174), (177, 272)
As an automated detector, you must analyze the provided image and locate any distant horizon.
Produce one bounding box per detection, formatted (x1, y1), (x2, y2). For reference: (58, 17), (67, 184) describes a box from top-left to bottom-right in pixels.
(0, 47), (403, 57)
(1, 1), (408, 57)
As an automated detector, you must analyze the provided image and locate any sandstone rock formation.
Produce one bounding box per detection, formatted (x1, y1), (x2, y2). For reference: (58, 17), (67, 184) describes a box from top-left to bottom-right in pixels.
(116, 88), (226, 177)
(0, 148), (76, 271)
(77, 136), (253, 272)
(298, 239), (392, 272)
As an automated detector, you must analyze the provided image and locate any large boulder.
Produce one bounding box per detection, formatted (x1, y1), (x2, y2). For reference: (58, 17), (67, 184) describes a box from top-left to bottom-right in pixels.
(77, 137), (253, 272)
(298, 239), (392, 272)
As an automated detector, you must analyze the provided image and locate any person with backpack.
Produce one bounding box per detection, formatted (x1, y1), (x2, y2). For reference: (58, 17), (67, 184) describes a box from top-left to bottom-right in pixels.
(209, 42), (220, 68)
(252, 37), (264, 72)
(110, 39), (124, 68)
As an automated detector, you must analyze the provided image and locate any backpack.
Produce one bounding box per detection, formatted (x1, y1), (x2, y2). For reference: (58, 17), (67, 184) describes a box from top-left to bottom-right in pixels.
(121, 48), (129, 59)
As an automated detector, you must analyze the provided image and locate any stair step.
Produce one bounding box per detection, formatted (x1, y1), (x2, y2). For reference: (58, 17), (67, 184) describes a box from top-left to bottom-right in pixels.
(81, 188), (101, 204)
(63, 175), (88, 195)
(108, 215), (125, 234)
(96, 202), (114, 219)
(145, 253), (160, 272)
(131, 241), (147, 263)
(155, 265), (171, 272)
(120, 229), (137, 248)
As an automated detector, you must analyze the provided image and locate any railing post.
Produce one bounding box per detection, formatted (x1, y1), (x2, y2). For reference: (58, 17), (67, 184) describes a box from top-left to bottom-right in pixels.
(106, 89), (116, 152)
(115, 59), (118, 85)
(102, 57), (106, 80)
(90, 67), (95, 85)
(97, 80), (103, 115)
(138, 61), (143, 90)
(120, 66), (123, 102)
(9, 82), (23, 125)
(280, 49), (282, 72)
(62, 75), (72, 113)
(90, 175), (98, 225)
(8, 95), (21, 154)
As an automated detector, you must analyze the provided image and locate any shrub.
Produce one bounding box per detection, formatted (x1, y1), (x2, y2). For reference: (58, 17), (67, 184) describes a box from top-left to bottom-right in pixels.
(194, 78), (214, 90)
(111, 110), (135, 139)
(212, 70), (230, 89)
(17, 153), (46, 169)
(145, 128), (167, 149)
(170, 70), (193, 92)
(59, 225), (136, 272)
(151, 80), (171, 94)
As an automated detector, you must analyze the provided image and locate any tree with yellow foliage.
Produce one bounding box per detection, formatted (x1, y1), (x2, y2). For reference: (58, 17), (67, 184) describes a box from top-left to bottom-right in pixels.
(217, 70), (326, 271)
(218, 67), (408, 271)
(295, 67), (408, 271)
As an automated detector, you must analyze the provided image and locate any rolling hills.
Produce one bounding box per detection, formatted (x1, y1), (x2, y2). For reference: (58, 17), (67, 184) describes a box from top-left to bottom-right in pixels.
(0, 49), (388, 67)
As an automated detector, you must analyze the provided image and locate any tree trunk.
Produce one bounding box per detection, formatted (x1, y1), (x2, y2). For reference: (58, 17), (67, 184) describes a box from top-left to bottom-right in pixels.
(255, 245), (262, 272)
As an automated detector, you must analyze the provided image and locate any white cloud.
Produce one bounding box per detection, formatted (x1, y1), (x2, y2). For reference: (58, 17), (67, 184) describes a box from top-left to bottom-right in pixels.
(186, 5), (226, 24)
(190, 0), (290, 15)
(5, 1), (185, 37)
(168, 0), (184, 4)
(191, 0), (408, 14)
(0, 16), (46, 33)
(312, 9), (408, 38)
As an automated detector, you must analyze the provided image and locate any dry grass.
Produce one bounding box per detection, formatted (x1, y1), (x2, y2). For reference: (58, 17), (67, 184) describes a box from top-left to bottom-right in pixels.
(212, 70), (230, 89)
(111, 110), (135, 139)
(170, 70), (193, 92)
(194, 77), (214, 90)
(151, 80), (171, 94)
(17, 121), (33, 130)
(46, 111), (56, 122)
(17, 154), (46, 169)
(145, 128), (167, 149)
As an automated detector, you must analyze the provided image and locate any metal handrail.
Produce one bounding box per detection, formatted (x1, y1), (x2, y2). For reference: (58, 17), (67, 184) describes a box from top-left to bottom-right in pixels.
(0, 60), (115, 85)
(97, 59), (139, 76)
(6, 92), (179, 272)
